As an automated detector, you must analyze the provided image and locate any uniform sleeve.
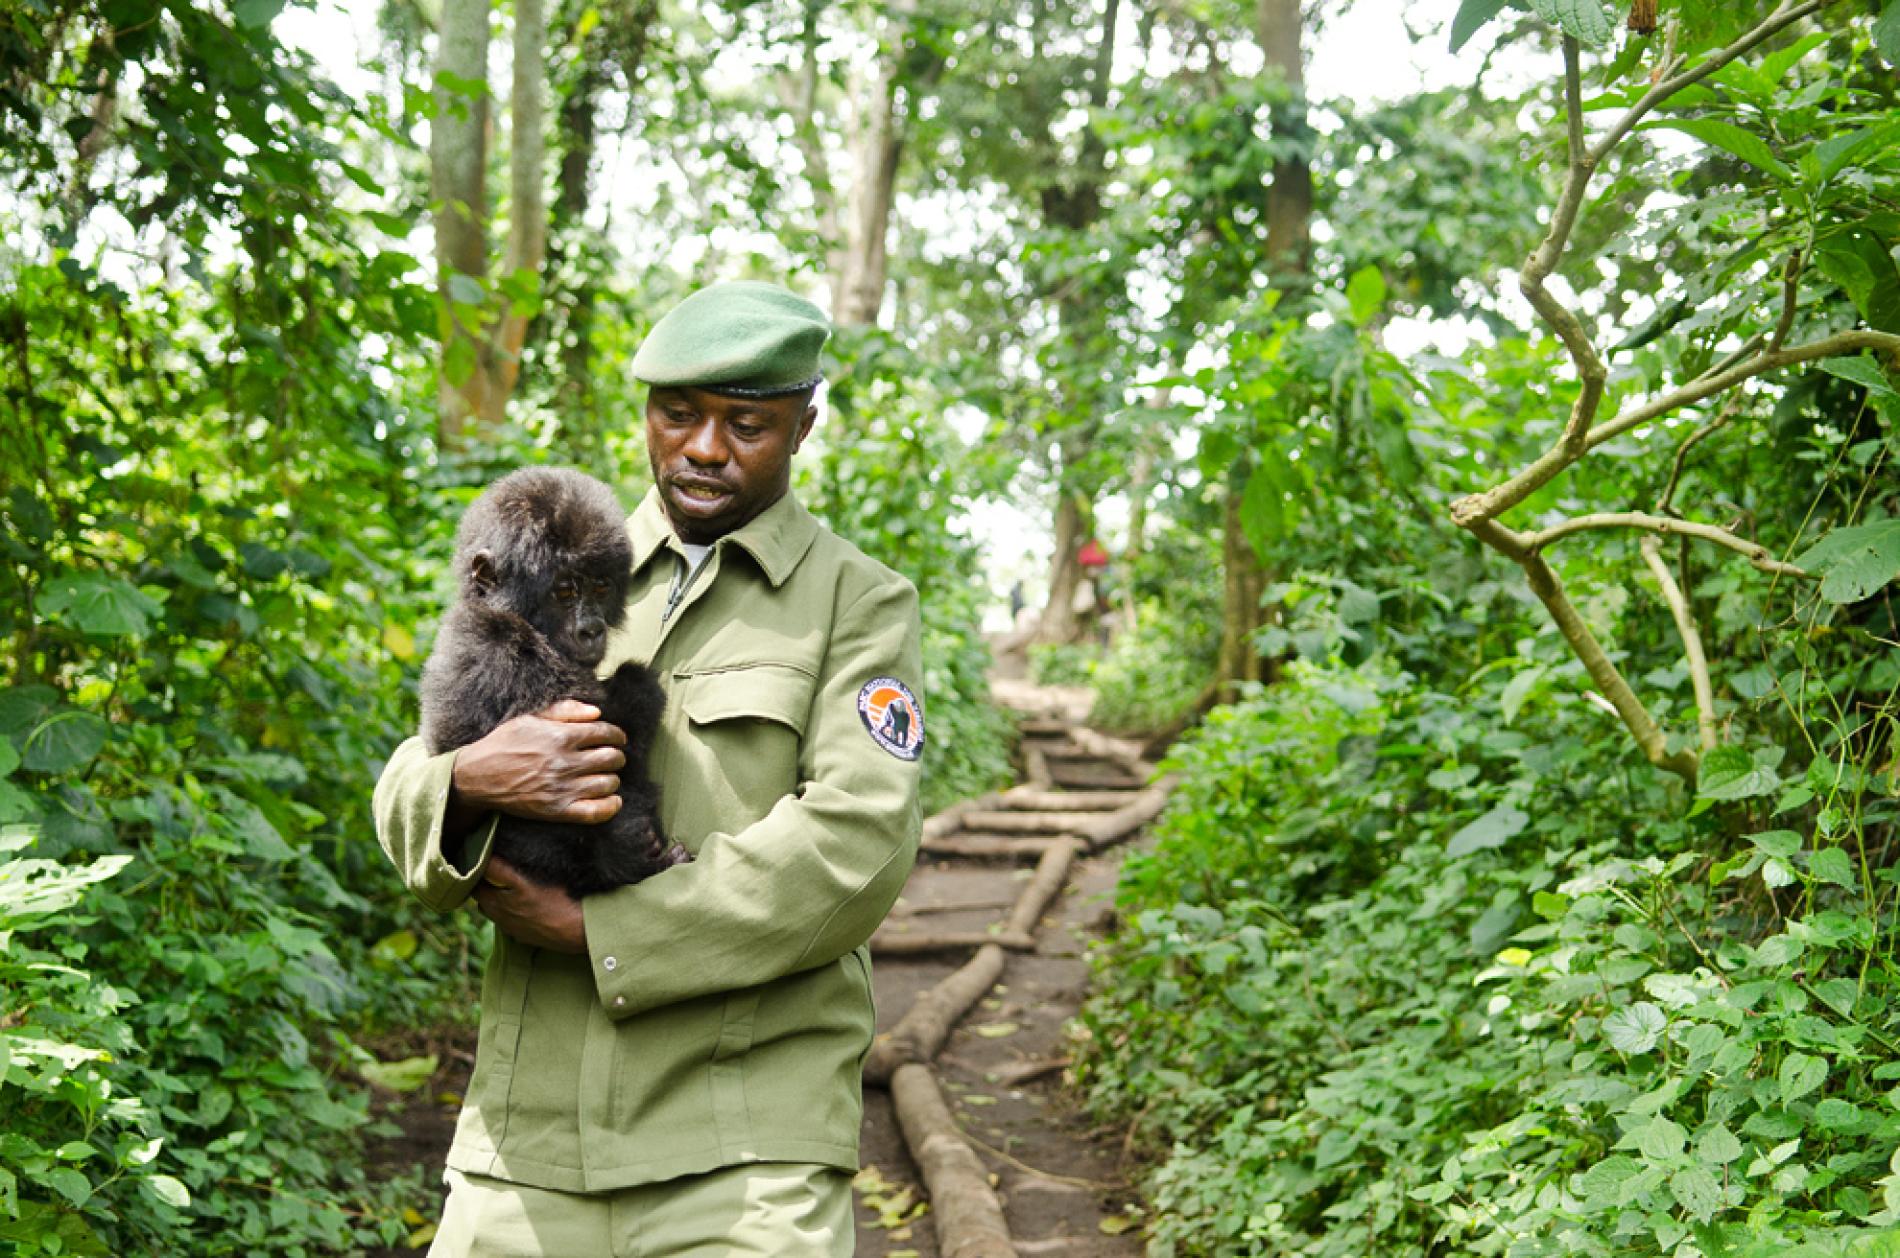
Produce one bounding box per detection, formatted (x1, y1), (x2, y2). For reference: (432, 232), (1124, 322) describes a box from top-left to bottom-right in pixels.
(371, 736), (500, 913)
(581, 577), (924, 1019)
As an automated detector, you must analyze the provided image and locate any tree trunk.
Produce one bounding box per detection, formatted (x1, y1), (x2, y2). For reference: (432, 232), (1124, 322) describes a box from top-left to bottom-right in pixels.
(553, 44), (601, 429)
(478, 0), (549, 425)
(833, 53), (903, 327)
(432, 0), (492, 445)
(1214, 0), (1309, 695)
(1217, 473), (1269, 699)
(1034, 490), (1091, 645)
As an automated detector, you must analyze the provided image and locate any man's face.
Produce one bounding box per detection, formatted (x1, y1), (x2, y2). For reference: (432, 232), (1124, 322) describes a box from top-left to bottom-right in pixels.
(645, 385), (817, 543)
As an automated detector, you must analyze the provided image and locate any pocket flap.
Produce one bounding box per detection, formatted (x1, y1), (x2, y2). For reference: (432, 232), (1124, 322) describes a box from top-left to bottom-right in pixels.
(679, 664), (813, 736)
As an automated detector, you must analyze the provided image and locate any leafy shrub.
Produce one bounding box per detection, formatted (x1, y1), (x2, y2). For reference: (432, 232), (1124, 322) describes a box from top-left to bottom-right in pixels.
(1079, 632), (1900, 1256)
(1089, 593), (1220, 734)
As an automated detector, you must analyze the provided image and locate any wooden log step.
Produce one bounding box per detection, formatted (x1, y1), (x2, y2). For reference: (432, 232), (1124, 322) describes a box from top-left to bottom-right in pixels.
(1002, 839), (1080, 938)
(867, 944), (1007, 1084)
(921, 792), (1006, 842)
(958, 809), (1100, 835)
(891, 1063), (1020, 1257)
(1074, 779), (1175, 850)
(871, 929), (1036, 956)
(997, 786), (1140, 812)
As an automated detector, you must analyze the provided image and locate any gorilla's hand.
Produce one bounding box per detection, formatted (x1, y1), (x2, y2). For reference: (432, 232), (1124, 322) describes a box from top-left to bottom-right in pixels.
(450, 700), (628, 826)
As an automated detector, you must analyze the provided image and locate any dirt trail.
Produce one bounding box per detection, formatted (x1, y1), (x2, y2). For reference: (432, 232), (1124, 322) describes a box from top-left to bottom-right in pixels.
(854, 681), (1159, 1257)
(364, 680), (1160, 1257)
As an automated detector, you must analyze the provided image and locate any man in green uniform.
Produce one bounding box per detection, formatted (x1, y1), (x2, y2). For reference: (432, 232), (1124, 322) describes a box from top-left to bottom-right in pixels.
(373, 281), (924, 1256)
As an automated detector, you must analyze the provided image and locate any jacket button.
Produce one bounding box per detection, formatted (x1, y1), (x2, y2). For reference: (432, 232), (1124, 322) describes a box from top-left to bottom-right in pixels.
(603, 956), (618, 971)
(614, 996), (626, 1007)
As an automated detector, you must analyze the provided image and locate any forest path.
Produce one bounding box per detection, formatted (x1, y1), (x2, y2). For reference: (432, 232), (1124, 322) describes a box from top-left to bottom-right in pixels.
(853, 681), (1167, 1258)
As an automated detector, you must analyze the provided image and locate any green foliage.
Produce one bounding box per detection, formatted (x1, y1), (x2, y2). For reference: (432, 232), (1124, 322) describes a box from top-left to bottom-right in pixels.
(799, 330), (1014, 815)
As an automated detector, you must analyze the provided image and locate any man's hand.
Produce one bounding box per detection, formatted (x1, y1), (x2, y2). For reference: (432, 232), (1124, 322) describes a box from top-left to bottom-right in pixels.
(474, 855), (587, 954)
(447, 700), (627, 839)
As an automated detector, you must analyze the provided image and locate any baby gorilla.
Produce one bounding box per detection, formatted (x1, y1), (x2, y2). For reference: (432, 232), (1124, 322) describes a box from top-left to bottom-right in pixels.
(420, 467), (687, 897)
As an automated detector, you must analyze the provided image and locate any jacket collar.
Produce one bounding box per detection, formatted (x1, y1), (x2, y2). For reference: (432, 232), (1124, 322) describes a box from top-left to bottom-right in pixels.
(628, 485), (819, 589)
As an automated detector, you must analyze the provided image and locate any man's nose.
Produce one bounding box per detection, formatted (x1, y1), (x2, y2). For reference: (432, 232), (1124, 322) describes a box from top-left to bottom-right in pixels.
(682, 418), (727, 464)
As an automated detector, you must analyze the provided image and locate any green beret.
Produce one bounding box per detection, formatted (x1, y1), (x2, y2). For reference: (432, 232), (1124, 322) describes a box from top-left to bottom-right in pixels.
(632, 281), (832, 397)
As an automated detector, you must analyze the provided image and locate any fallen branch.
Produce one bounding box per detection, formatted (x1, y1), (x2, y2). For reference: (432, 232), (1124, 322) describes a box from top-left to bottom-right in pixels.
(866, 944), (1008, 1085)
(891, 1063), (1020, 1258)
(872, 929), (1036, 956)
(1075, 780), (1175, 849)
(1003, 839), (1080, 937)
(1060, 725), (1155, 778)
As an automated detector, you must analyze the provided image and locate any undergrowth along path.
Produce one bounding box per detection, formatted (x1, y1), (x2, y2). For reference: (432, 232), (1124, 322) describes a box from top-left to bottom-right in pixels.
(854, 683), (1172, 1258)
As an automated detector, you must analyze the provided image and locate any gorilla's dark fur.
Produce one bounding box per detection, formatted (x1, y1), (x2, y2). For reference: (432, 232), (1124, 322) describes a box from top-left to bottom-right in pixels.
(420, 467), (686, 897)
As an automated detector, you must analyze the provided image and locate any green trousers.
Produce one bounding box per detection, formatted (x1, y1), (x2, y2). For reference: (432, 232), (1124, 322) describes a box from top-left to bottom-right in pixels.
(425, 1162), (854, 1258)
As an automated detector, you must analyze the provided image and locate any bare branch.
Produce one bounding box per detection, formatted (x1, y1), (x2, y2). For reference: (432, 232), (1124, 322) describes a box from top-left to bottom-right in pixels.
(1640, 534), (1718, 752)
(1522, 510), (1812, 579)
(1468, 519), (1698, 781)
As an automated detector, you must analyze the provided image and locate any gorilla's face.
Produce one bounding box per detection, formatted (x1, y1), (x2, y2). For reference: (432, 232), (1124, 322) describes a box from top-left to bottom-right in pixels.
(519, 555), (628, 669)
(644, 385), (817, 544)
(458, 468), (635, 671)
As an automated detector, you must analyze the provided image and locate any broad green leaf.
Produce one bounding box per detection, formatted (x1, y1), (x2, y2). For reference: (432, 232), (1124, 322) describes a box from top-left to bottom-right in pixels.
(0, 686), (56, 737)
(1819, 356), (1900, 398)
(1779, 1052), (1826, 1106)
(1808, 847), (1856, 889)
(1699, 747), (1779, 801)
(233, 0), (287, 26)
(359, 1053), (438, 1093)
(0, 740), (17, 778)
(1578, 1154), (1642, 1201)
(1634, 1115), (1687, 1161)
(1669, 1164), (1722, 1222)
(1500, 665), (1547, 724)
(1238, 450), (1300, 562)
(1449, 0), (1513, 51)
(1652, 118), (1793, 182)
(1696, 1124), (1743, 1165)
(1813, 119), (1900, 184)
(1876, 0), (1900, 62)
(446, 272), (487, 307)
(142, 1174), (191, 1209)
(1603, 1001), (1667, 1054)
(1346, 266), (1386, 326)
(1749, 830), (1802, 859)
(1792, 519), (1900, 604)
(1815, 226), (1900, 332)
(1446, 805), (1528, 857)
(37, 573), (163, 637)
(1528, 0), (1612, 46)
(39, 1167), (90, 1207)
(22, 709), (109, 774)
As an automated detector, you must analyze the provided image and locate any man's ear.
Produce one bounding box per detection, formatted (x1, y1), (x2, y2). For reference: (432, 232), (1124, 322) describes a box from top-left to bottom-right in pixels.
(793, 405), (818, 453)
(467, 551), (496, 594)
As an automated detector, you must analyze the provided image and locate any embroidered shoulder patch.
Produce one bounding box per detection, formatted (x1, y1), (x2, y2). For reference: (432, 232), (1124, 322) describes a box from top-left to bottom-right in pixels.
(857, 677), (924, 761)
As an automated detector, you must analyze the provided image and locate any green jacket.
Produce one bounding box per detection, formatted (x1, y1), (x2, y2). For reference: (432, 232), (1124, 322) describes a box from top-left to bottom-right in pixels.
(372, 487), (924, 1192)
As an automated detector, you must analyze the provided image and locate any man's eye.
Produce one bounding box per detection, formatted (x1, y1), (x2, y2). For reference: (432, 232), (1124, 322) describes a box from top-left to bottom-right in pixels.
(731, 424), (763, 439)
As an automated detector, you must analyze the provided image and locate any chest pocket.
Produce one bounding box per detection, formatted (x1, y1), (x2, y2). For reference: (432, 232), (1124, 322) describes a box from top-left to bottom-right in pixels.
(676, 663), (815, 825)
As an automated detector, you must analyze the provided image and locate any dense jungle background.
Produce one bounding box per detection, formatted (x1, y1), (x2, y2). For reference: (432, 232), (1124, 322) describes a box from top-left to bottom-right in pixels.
(4, 0), (1900, 1253)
